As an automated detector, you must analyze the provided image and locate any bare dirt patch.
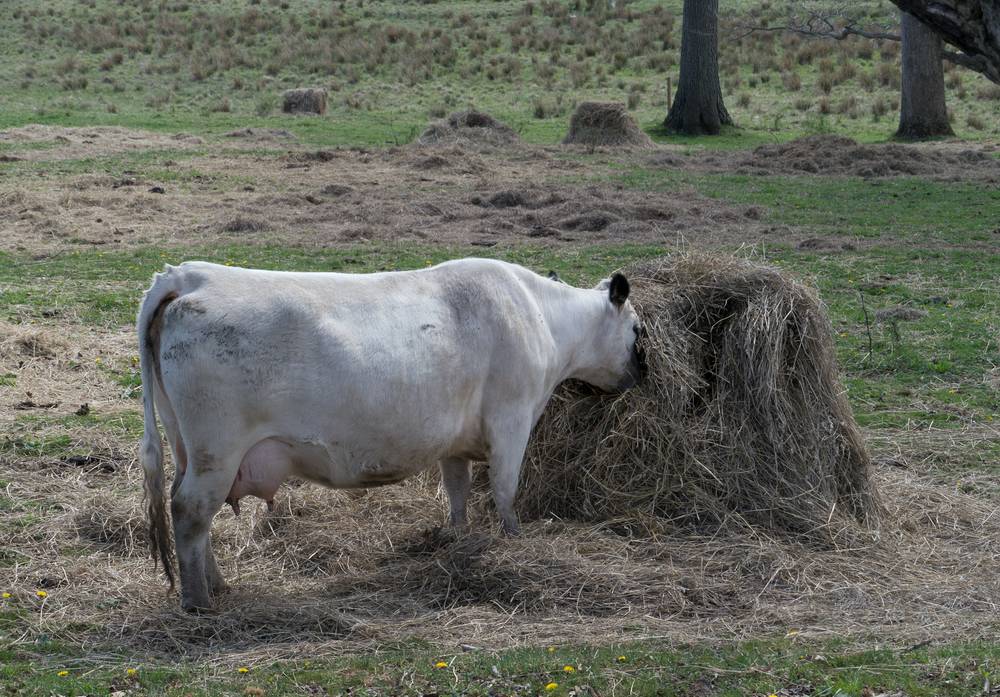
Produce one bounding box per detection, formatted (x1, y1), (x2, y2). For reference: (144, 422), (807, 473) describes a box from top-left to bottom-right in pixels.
(0, 125), (204, 161)
(650, 135), (1000, 182)
(0, 143), (763, 253)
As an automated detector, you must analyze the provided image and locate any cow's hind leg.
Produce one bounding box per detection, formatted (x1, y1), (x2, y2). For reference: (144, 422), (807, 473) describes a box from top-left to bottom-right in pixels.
(486, 415), (532, 536)
(440, 457), (471, 527)
(171, 452), (235, 612)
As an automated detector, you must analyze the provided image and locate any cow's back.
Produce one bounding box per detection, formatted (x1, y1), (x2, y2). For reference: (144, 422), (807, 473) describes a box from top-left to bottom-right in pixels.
(154, 260), (555, 462)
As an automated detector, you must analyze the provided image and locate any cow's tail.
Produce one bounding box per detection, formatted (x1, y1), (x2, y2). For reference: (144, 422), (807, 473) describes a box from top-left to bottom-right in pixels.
(137, 267), (181, 591)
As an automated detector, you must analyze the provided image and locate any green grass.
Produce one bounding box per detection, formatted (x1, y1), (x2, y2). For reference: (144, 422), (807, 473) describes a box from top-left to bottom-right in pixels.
(0, 243), (667, 325)
(617, 168), (1000, 246)
(0, 411), (144, 459)
(1, 240), (996, 433)
(0, 0), (997, 148)
(0, 147), (258, 192)
(1, 637), (998, 696)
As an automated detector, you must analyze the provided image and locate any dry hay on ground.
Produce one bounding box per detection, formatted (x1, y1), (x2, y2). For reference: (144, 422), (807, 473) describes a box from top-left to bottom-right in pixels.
(521, 254), (881, 545)
(650, 134), (1000, 181)
(282, 88), (327, 115)
(2, 290), (1000, 661)
(463, 185), (749, 243)
(1, 157), (761, 253)
(0, 125), (203, 162)
(4, 453), (1000, 661)
(562, 102), (654, 149)
(417, 110), (520, 148)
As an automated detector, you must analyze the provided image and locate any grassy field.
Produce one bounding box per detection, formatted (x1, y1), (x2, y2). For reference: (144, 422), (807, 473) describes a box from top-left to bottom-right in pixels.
(4, 637), (1000, 696)
(0, 0), (998, 146)
(2, 0), (1000, 695)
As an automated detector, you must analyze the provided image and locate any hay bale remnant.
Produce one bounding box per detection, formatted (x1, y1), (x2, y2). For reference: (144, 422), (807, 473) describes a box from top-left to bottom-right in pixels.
(282, 88), (328, 115)
(520, 254), (881, 544)
(562, 102), (654, 148)
(417, 110), (520, 147)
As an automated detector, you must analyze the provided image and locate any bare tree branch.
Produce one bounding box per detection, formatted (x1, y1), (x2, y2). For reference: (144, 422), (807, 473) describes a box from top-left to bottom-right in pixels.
(735, 10), (988, 74)
(735, 23), (898, 41)
(887, 0), (1000, 83)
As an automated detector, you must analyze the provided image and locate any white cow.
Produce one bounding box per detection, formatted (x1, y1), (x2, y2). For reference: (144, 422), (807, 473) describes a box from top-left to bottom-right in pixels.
(138, 258), (642, 610)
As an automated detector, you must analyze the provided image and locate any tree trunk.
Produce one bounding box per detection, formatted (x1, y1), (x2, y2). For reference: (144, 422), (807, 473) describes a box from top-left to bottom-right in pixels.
(888, 0), (1000, 84)
(896, 12), (954, 139)
(664, 0), (732, 135)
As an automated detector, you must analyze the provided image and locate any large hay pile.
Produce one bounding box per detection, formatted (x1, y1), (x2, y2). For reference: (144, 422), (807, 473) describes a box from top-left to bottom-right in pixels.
(519, 254), (881, 544)
(562, 102), (654, 148)
(417, 110), (520, 147)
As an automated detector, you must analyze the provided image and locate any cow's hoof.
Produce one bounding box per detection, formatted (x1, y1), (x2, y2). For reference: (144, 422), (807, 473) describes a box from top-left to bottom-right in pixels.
(181, 597), (213, 614)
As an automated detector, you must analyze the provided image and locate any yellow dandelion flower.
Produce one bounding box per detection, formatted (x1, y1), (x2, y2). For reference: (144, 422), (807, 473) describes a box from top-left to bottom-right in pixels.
(1, 592), (10, 599)
(237, 667), (249, 674)
(769, 693), (778, 697)
(547, 646), (556, 653)
(57, 671), (69, 677)
(126, 668), (137, 677)
(562, 665), (575, 673)
(35, 590), (48, 598)
(545, 683), (558, 691)
(616, 655), (627, 662)
(434, 661), (448, 669)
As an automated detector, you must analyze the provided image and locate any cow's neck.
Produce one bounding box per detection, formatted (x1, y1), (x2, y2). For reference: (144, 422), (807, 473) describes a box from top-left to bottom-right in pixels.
(539, 285), (607, 386)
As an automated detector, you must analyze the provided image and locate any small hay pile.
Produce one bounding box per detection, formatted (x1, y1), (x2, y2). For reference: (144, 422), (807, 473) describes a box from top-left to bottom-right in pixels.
(417, 110), (520, 147)
(519, 254), (881, 544)
(282, 88), (327, 115)
(562, 102), (654, 148)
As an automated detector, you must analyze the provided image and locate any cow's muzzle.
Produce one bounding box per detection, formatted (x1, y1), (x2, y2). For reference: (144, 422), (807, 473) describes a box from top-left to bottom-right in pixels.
(616, 342), (646, 392)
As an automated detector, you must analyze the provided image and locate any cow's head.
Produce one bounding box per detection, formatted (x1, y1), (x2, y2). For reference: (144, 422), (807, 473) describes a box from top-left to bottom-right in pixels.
(578, 273), (645, 392)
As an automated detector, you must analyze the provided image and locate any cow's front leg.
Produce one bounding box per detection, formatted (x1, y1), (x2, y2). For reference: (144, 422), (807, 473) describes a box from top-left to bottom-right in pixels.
(486, 416), (532, 536)
(440, 457), (471, 527)
(203, 536), (228, 596)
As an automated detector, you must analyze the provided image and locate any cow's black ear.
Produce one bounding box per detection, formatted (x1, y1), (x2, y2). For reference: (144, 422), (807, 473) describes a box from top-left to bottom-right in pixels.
(547, 270), (561, 282)
(609, 273), (629, 308)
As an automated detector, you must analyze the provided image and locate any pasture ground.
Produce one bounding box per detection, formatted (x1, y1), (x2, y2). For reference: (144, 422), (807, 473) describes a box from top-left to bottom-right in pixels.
(1, 123), (998, 696)
(1, 0), (999, 694)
